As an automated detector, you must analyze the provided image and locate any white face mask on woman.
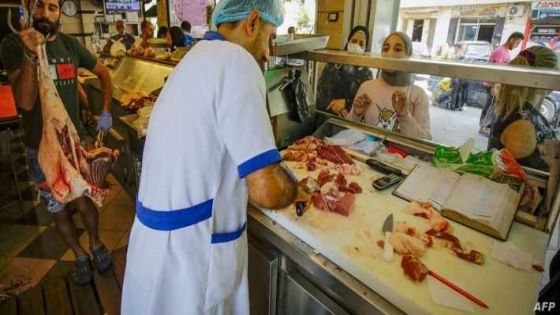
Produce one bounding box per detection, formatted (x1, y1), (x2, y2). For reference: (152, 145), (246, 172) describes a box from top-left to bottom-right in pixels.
(347, 42), (365, 54)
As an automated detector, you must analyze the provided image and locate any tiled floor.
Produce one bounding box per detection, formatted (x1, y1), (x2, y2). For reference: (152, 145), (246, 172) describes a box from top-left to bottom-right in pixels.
(0, 130), (135, 297)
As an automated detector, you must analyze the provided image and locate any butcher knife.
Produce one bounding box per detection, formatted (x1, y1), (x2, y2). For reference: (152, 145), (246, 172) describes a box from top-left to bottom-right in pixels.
(382, 214), (394, 262)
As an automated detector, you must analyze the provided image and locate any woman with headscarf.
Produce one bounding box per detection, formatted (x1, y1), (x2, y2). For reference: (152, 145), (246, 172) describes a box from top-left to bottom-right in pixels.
(488, 46), (558, 171)
(316, 26), (373, 119)
(347, 32), (431, 140)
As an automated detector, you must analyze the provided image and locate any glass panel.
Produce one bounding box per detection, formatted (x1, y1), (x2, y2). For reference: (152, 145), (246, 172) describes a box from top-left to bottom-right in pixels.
(458, 24), (478, 41)
(477, 24), (494, 42)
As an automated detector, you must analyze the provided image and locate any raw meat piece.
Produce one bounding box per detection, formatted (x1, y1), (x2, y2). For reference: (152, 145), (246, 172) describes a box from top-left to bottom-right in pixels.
(281, 149), (308, 162)
(311, 191), (354, 216)
(426, 229), (485, 265)
(349, 182), (362, 193)
(394, 221), (417, 236)
(299, 177), (320, 193)
(36, 44), (118, 207)
(340, 182), (362, 193)
(335, 173), (347, 188)
(430, 218), (452, 233)
(320, 182), (340, 198)
(335, 163), (361, 176)
(426, 230), (462, 251)
(404, 201), (453, 233)
(401, 255), (428, 283)
(282, 136), (354, 166)
(317, 144), (353, 164)
(394, 221), (434, 247)
(404, 201), (438, 218)
(334, 193), (354, 216)
(390, 232), (426, 257)
(454, 249), (484, 265)
(305, 160), (317, 171)
(317, 170), (335, 187)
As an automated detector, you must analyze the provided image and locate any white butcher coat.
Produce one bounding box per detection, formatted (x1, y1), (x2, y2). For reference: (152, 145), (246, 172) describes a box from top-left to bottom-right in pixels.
(121, 33), (280, 315)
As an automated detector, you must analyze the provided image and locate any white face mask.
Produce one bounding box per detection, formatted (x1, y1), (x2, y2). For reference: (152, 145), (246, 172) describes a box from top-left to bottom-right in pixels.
(347, 42), (365, 54)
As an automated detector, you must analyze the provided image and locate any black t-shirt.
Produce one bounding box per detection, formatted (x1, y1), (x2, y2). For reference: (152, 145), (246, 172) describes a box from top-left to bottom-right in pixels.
(0, 33), (97, 149)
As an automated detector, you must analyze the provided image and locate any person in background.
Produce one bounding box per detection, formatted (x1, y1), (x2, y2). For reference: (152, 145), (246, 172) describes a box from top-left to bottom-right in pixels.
(347, 32), (431, 140)
(488, 46), (558, 171)
(157, 25), (169, 38)
(181, 20), (194, 47)
(111, 20), (135, 50)
(121, 0), (305, 313)
(166, 26), (185, 51)
(448, 43), (468, 111)
(0, 0), (113, 285)
(479, 32), (525, 135)
(315, 26), (372, 121)
(131, 20), (154, 50)
(287, 25), (296, 39)
(166, 26), (189, 61)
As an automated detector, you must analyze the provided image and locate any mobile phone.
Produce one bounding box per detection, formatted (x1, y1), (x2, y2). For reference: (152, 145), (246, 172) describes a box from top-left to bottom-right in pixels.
(372, 174), (401, 190)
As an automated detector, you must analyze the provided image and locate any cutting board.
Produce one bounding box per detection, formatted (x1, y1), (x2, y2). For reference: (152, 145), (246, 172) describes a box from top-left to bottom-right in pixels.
(260, 160), (549, 315)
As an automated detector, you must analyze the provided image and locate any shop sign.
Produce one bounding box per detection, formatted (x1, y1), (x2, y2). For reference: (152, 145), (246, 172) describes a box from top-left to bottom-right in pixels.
(533, 1), (560, 9)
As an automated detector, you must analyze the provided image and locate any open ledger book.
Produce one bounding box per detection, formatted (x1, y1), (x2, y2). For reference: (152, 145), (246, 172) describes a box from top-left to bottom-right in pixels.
(393, 164), (523, 240)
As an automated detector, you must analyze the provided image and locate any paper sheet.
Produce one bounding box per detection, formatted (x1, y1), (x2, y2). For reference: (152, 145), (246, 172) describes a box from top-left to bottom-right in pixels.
(427, 276), (474, 313)
(491, 241), (537, 271)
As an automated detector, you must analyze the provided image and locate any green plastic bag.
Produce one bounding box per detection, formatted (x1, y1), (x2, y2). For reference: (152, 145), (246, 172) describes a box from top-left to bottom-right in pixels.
(432, 145), (526, 180)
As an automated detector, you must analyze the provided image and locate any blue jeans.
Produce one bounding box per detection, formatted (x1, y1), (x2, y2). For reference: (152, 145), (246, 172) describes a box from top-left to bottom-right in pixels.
(27, 147), (66, 213)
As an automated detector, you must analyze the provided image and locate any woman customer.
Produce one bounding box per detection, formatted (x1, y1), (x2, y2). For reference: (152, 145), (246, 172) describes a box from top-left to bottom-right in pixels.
(488, 46), (558, 171)
(316, 26), (373, 118)
(347, 32), (431, 139)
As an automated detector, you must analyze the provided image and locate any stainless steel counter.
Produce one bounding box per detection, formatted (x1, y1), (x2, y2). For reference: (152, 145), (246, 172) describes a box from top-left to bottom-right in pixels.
(248, 206), (405, 315)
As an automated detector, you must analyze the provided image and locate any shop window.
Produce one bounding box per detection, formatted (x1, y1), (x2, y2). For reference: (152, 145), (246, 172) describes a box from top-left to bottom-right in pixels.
(477, 24), (494, 42)
(458, 24), (477, 41)
(412, 19), (424, 42)
(456, 17), (496, 43)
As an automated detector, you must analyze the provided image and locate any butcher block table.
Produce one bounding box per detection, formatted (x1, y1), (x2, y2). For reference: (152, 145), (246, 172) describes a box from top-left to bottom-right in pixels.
(255, 159), (549, 315)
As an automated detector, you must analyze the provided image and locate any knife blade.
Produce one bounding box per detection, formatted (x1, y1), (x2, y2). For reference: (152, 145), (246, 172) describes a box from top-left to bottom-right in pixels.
(382, 214), (394, 262)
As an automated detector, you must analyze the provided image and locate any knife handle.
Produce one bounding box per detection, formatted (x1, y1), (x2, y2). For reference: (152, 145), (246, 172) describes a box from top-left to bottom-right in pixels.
(383, 231), (394, 262)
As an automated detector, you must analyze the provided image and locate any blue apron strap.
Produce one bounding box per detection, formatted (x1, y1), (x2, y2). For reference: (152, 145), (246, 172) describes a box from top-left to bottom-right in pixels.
(203, 31), (226, 41)
(136, 199), (213, 231)
(211, 222), (247, 244)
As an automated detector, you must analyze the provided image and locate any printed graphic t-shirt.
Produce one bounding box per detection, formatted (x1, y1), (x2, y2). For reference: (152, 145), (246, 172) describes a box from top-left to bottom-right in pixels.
(0, 33), (97, 149)
(346, 78), (431, 139)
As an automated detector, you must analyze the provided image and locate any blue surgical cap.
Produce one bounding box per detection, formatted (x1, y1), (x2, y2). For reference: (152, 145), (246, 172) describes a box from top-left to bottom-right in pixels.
(212, 0), (284, 27)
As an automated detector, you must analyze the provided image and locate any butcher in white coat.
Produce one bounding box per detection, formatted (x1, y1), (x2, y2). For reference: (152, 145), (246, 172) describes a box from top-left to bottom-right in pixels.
(121, 0), (304, 314)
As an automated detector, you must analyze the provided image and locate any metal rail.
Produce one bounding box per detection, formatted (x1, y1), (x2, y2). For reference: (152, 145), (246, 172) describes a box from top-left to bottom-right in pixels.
(298, 50), (560, 90)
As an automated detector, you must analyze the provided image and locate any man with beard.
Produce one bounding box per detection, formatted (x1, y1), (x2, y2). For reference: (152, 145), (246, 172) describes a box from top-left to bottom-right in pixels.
(0, 0), (114, 285)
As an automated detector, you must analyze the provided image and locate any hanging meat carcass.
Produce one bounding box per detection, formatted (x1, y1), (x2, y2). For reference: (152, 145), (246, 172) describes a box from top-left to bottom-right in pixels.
(36, 43), (118, 207)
